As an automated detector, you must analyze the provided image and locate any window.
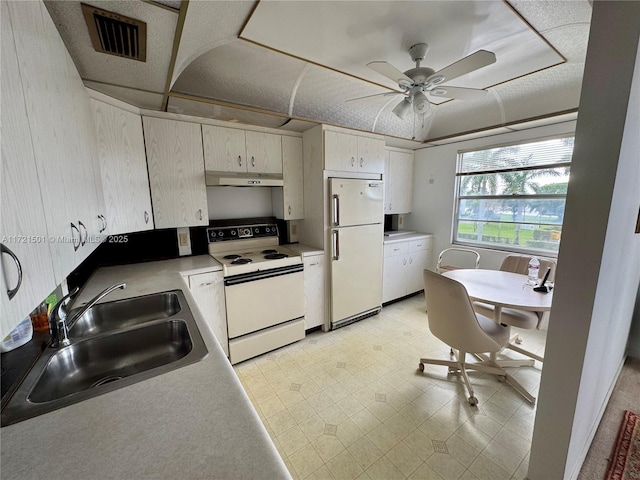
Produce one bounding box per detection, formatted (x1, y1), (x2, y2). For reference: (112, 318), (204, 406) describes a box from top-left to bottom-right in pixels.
(453, 136), (573, 256)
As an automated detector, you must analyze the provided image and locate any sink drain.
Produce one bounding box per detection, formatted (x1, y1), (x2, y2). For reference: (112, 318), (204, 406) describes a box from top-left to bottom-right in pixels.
(90, 376), (124, 388)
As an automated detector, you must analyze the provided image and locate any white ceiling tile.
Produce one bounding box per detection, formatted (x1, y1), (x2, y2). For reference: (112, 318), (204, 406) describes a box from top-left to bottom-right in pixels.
(172, 40), (304, 114)
(509, 0), (592, 33)
(44, 0), (177, 93)
(171, 0), (256, 87)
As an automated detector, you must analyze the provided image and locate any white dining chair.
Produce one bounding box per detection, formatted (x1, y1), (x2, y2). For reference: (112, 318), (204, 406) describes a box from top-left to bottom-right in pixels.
(436, 247), (480, 274)
(420, 269), (522, 406)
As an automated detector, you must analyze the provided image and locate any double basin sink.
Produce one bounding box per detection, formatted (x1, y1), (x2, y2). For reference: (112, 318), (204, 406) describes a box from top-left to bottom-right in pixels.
(1, 290), (208, 426)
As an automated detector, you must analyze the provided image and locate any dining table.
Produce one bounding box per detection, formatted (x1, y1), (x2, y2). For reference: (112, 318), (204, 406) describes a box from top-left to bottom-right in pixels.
(442, 268), (554, 404)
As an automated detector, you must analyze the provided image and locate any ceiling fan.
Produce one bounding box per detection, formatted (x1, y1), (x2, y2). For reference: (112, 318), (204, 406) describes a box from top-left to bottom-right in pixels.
(349, 43), (496, 120)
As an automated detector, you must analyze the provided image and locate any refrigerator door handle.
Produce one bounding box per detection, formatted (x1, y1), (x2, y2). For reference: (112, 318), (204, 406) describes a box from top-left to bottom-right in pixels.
(332, 230), (340, 260)
(332, 194), (340, 226)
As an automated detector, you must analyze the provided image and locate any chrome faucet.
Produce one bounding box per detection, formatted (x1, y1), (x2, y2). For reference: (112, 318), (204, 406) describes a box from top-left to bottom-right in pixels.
(48, 282), (126, 347)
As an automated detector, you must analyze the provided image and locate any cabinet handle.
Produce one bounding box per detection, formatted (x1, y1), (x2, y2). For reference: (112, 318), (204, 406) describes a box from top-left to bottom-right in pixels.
(288, 205), (292, 216)
(403, 258), (407, 265)
(360, 157), (364, 168)
(198, 209), (203, 221)
(78, 221), (87, 246)
(309, 262), (319, 266)
(416, 244), (422, 247)
(409, 257), (413, 264)
(238, 155), (242, 167)
(97, 215), (103, 233)
(200, 282), (213, 286)
(70, 223), (81, 251)
(393, 248), (400, 252)
(389, 202), (392, 211)
(98, 214), (107, 233)
(1, 244), (22, 300)
(351, 157), (355, 167)
(251, 156), (255, 167)
(144, 210), (149, 224)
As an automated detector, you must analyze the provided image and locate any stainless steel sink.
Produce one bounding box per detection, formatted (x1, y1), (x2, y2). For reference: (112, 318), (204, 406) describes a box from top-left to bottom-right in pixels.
(1, 290), (208, 427)
(68, 291), (181, 338)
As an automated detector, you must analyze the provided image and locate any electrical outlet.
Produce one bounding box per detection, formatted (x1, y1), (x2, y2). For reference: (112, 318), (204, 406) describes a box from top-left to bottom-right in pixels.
(177, 228), (191, 256)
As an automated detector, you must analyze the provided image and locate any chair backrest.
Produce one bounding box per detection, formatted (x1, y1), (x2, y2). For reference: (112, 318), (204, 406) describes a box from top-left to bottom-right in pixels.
(423, 269), (503, 354)
(436, 247), (480, 273)
(500, 255), (557, 282)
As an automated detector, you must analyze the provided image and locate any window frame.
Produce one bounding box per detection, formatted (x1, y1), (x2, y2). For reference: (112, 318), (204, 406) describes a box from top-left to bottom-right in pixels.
(452, 134), (573, 257)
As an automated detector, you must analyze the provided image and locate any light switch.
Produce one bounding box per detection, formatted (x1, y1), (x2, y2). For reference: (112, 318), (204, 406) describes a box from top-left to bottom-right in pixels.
(177, 227), (191, 256)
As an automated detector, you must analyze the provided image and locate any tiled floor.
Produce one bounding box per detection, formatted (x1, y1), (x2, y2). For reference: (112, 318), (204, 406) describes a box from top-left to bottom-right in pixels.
(234, 294), (547, 480)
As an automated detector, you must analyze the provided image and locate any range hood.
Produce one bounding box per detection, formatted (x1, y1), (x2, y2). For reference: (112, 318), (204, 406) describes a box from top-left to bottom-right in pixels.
(205, 172), (283, 187)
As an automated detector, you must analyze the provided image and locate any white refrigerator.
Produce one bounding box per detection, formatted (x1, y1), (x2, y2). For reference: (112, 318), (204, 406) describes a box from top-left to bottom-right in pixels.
(329, 178), (384, 329)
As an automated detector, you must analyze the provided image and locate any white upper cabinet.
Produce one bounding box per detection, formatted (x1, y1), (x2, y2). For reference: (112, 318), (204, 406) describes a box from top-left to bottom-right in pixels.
(203, 125), (283, 175)
(202, 125), (246, 173)
(91, 99), (153, 235)
(357, 136), (385, 174)
(324, 131), (359, 172)
(385, 149), (415, 214)
(1, 1), (56, 337)
(7, 0), (105, 285)
(143, 117), (208, 229)
(324, 130), (385, 174)
(245, 131), (283, 174)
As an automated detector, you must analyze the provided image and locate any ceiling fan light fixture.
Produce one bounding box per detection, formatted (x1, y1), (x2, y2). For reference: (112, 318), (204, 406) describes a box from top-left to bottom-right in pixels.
(431, 87), (447, 96)
(392, 97), (412, 119)
(430, 75), (445, 85)
(413, 91), (430, 115)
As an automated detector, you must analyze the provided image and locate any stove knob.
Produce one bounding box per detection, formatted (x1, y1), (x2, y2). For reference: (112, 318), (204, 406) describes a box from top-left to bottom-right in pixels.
(254, 228), (259, 233)
(231, 231), (236, 236)
(218, 231), (223, 237)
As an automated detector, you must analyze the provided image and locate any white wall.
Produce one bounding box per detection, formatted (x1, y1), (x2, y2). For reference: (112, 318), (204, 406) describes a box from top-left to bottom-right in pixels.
(406, 121), (576, 271)
(206, 186), (273, 220)
(528, 2), (640, 479)
(628, 287), (640, 359)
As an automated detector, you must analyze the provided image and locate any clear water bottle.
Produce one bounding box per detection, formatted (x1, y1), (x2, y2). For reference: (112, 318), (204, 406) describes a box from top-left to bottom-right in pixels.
(528, 257), (540, 285)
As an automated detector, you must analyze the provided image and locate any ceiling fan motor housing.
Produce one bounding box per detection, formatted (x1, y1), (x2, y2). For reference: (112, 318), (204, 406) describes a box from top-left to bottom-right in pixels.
(404, 67), (436, 83)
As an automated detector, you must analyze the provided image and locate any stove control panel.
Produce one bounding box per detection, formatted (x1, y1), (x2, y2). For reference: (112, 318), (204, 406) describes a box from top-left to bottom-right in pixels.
(207, 224), (279, 243)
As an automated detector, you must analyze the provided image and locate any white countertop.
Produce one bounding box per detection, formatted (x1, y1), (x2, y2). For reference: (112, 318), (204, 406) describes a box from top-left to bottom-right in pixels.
(284, 243), (324, 257)
(383, 232), (433, 244)
(0, 255), (291, 480)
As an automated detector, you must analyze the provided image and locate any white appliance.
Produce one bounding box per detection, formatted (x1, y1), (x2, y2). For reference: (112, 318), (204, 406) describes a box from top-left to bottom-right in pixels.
(329, 178), (384, 329)
(208, 221), (305, 364)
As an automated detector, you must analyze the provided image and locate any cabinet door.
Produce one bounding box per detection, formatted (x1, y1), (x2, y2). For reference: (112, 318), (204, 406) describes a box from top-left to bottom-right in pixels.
(389, 151), (414, 214)
(383, 150), (391, 213)
(0, 1), (56, 337)
(406, 250), (429, 295)
(189, 271), (228, 357)
(91, 99), (153, 235)
(357, 136), (385, 174)
(245, 131), (282, 174)
(143, 117), (208, 228)
(303, 255), (325, 330)
(382, 254), (407, 303)
(282, 136), (304, 220)
(202, 125), (246, 173)
(324, 131), (358, 172)
(9, 0), (99, 283)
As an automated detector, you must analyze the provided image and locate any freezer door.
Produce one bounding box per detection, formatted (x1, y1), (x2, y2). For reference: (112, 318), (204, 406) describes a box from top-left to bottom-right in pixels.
(330, 178), (383, 227)
(331, 223), (383, 323)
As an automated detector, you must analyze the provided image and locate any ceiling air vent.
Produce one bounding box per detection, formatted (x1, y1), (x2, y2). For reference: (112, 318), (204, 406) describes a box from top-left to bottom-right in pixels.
(81, 3), (147, 62)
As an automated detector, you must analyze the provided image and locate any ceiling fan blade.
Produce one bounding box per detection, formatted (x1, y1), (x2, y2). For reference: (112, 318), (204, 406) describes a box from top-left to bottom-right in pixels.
(366, 61), (413, 84)
(428, 50), (496, 84)
(345, 91), (401, 103)
(428, 86), (489, 101)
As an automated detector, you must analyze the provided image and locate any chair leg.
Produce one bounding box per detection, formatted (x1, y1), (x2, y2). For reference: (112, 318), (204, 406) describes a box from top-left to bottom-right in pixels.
(475, 352), (535, 368)
(504, 373), (536, 404)
(507, 343), (544, 363)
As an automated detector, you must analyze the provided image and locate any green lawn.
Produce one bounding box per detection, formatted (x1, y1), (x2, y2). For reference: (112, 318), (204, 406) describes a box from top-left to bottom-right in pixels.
(457, 222), (535, 244)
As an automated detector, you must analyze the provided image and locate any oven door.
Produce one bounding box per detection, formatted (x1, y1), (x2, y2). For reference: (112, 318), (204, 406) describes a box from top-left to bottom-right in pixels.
(224, 264), (304, 339)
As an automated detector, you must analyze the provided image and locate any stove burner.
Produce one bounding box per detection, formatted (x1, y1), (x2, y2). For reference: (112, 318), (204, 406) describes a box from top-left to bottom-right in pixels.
(262, 249), (278, 254)
(231, 258), (253, 265)
(223, 254), (241, 260)
(264, 253), (288, 260)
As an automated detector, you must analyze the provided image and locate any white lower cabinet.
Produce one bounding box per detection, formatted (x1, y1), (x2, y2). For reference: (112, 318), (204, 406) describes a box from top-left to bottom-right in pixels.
(187, 271), (228, 357)
(382, 235), (432, 303)
(303, 253), (325, 330)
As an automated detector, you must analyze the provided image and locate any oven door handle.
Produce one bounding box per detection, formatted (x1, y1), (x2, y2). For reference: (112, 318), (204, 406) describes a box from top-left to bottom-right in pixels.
(224, 264), (304, 286)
